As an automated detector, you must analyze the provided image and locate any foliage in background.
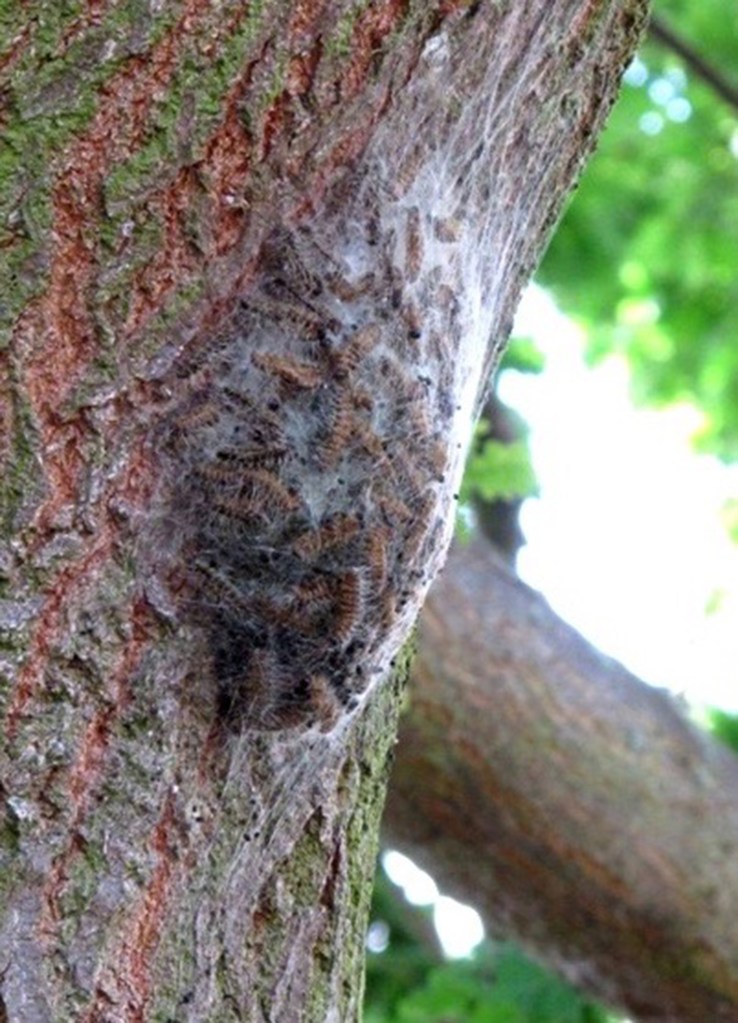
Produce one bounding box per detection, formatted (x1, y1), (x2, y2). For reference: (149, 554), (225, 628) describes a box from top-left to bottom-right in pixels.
(458, 337), (544, 510)
(371, 3), (738, 1018)
(366, 702), (738, 1022)
(705, 708), (738, 755)
(720, 497), (738, 543)
(538, 0), (738, 460)
(460, 434), (537, 505)
(379, 7), (738, 1018)
(364, 870), (615, 1023)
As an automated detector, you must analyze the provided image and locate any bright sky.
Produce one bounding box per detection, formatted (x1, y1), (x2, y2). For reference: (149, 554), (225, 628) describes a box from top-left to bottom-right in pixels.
(380, 283), (738, 965)
(380, 849), (484, 959)
(504, 285), (738, 714)
(401, 49), (738, 968)
(377, 48), (738, 994)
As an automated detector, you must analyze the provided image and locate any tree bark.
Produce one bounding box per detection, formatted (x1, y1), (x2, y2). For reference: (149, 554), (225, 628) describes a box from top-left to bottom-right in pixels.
(386, 536), (738, 1023)
(1, 1), (647, 1020)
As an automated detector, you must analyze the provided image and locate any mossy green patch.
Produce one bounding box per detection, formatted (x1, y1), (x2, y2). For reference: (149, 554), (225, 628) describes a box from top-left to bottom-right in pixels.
(133, 277), (205, 361)
(325, 7), (360, 60)
(0, 2), (182, 338)
(0, 398), (38, 536)
(104, 2), (271, 211)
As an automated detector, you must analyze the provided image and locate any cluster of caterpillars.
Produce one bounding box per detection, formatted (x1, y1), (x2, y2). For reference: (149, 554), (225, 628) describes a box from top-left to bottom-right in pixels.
(159, 211), (458, 732)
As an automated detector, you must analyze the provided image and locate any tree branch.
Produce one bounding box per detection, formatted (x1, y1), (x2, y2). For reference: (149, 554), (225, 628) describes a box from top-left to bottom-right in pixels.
(649, 14), (738, 114)
(0, 0), (650, 1017)
(386, 536), (738, 1023)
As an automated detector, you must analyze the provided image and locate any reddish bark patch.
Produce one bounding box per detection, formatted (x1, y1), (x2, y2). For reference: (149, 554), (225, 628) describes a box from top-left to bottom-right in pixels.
(18, 1), (213, 539)
(83, 791), (180, 1022)
(69, 709), (116, 817)
(28, 161), (98, 406)
(288, 0), (330, 45)
(38, 831), (87, 938)
(0, 350), (12, 471)
(438, 0), (476, 14)
(341, 0), (410, 101)
(64, 596), (150, 820)
(58, 0), (105, 54)
(202, 76), (256, 256)
(122, 166), (201, 336)
(0, 25), (30, 83)
(6, 434), (154, 738)
(286, 45), (322, 101)
(5, 537), (111, 738)
(297, 84), (392, 213)
(122, 48), (262, 330)
(258, 90), (291, 162)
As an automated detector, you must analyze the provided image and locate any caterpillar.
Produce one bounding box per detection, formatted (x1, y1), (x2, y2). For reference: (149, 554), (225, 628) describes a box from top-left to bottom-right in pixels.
(152, 151), (477, 732)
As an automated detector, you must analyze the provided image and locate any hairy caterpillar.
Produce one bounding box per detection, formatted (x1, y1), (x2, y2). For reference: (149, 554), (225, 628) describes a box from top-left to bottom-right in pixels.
(293, 514), (361, 560)
(148, 31), (500, 731)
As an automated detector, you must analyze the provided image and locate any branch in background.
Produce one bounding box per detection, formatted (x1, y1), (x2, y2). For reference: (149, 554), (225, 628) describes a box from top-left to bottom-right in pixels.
(385, 535), (738, 1023)
(649, 14), (738, 113)
(469, 392), (527, 567)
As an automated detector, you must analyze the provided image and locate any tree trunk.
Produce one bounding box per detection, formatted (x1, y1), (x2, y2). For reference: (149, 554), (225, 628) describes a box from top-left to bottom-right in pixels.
(1, 1), (647, 1020)
(386, 537), (738, 1022)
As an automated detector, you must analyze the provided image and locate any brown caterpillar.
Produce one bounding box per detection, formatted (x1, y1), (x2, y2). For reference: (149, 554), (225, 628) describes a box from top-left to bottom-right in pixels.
(238, 468), (301, 512)
(221, 385), (256, 409)
(171, 398), (221, 433)
(353, 419), (391, 463)
(401, 492), (437, 565)
(153, 205), (459, 733)
(213, 494), (270, 524)
(294, 574), (336, 607)
(422, 436), (449, 481)
(321, 389), (356, 468)
(307, 674), (343, 732)
(365, 526), (389, 591)
(191, 561), (257, 620)
(391, 142), (424, 199)
(404, 207), (423, 282)
(401, 301), (423, 344)
(333, 571), (362, 643)
(433, 216), (462, 243)
(386, 446), (426, 502)
(326, 271), (375, 302)
(352, 387), (375, 412)
(241, 294), (331, 340)
(376, 489), (413, 525)
(260, 228), (325, 299)
(331, 323), (381, 376)
(378, 588), (397, 632)
(293, 513), (361, 560)
(252, 351), (325, 390)
(213, 446), (287, 470)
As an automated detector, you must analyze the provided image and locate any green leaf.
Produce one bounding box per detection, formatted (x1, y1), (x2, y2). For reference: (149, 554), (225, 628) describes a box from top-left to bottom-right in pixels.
(501, 336), (547, 375)
(705, 708), (738, 755)
(537, 0), (738, 460)
(720, 498), (738, 544)
(461, 439), (538, 504)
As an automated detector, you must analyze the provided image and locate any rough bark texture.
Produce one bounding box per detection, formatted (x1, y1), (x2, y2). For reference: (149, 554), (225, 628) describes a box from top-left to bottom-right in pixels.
(1, 1), (647, 1020)
(386, 537), (738, 1023)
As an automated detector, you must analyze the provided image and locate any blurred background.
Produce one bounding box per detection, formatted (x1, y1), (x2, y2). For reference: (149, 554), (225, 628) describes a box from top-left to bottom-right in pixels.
(365, 2), (738, 1019)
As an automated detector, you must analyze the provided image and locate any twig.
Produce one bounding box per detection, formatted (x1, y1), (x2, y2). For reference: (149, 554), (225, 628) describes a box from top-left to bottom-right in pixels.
(649, 14), (738, 114)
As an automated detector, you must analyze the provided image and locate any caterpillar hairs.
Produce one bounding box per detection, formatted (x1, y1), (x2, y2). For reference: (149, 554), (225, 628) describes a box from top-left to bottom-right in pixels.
(147, 32), (503, 732)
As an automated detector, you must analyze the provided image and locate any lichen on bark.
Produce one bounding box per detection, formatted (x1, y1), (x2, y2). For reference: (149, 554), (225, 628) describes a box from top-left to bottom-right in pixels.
(0, 1), (648, 1019)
